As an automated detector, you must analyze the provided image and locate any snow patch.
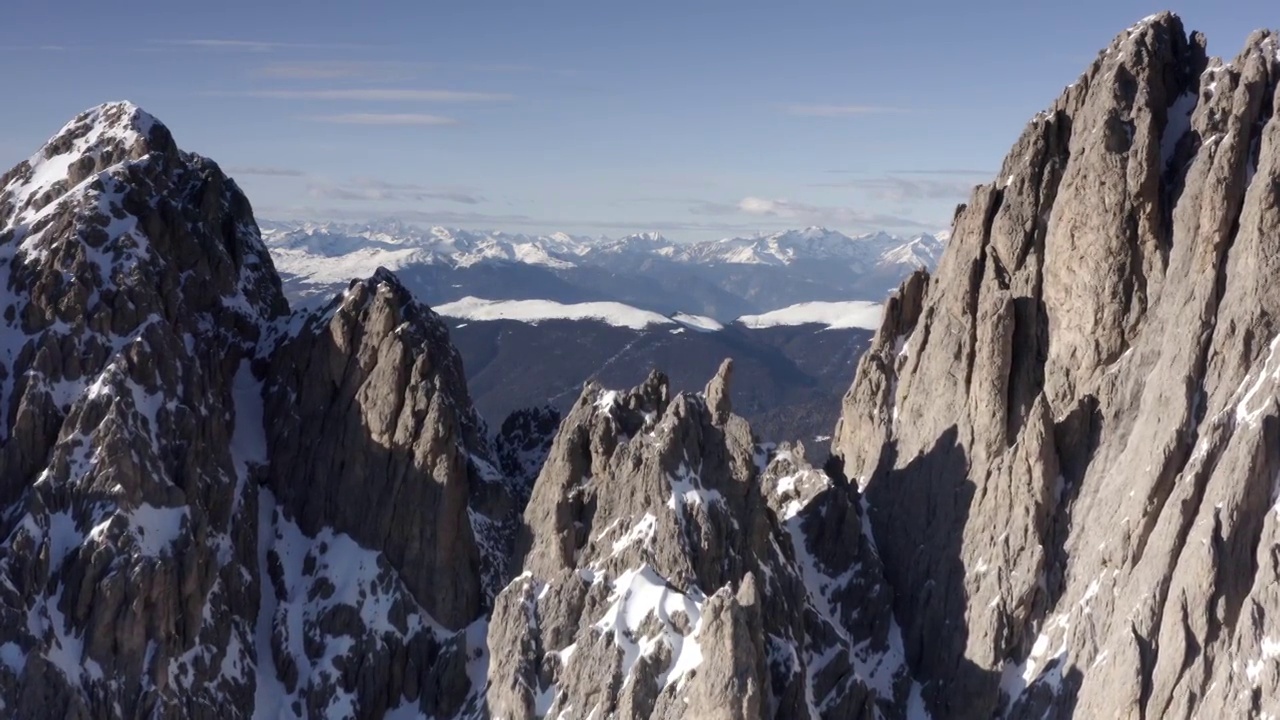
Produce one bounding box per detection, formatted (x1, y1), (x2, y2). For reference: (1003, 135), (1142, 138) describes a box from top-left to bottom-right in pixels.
(611, 513), (658, 555)
(436, 296), (674, 330)
(666, 463), (725, 515)
(595, 389), (620, 410)
(783, 499), (913, 704)
(124, 505), (188, 556)
(593, 565), (706, 689)
(1161, 91), (1197, 168)
(0, 643), (27, 675)
(737, 301), (883, 330)
(252, 487), (448, 719)
(1235, 334), (1280, 427)
(1000, 612), (1071, 708)
(230, 361), (267, 517)
(671, 312), (723, 332)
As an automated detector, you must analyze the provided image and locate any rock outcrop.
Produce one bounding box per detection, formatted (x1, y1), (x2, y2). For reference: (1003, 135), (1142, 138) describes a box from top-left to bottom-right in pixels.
(485, 365), (914, 719)
(0, 103), (500, 720)
(832, 12), (1280, 719)
(7, 11), (1280, 720)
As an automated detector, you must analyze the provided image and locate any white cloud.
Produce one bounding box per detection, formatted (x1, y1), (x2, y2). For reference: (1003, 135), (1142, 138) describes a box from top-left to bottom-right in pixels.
(737, 197), (790, 215)
(152, 39), (364, 52)
(226, 166), (307, 178)
(253, 61), (427, 80)
(305, 113), (459, 126)
(812, 176), (978, 202)
(784, 104), (907, 117)
(309, 178), (484, 204)
(694, 197), (939, 232)
(246, 88), (511, 102)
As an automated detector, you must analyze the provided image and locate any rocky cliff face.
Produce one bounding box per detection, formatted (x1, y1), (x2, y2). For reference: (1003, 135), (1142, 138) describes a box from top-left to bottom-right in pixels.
(833, 12), (1280, 719)
(0, 103), (504, 720)
(484, 362), (915, 719)
(5, 11), (1280, 720)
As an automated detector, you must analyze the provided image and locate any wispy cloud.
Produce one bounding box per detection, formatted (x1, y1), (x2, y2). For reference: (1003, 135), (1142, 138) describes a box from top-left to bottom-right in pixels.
(261, 206), (536, 226)
(253, 61), (427, 81)
(692, 196), (939, 232)
(0, 44), (70, 52)
(226, 166), (307, 178)
(243, 88), (510, 102)
(884, 168), (994, 176)
(152, 39), (364, 52)
(826, 168), (992, 177)
(467, 63), (581, 78)
(784, 104), (908, 117)
(309, 178), (484, 204)
(811, 176), (979, 202)
(257, 205), (823, 236)
(305, 113), (459, 126)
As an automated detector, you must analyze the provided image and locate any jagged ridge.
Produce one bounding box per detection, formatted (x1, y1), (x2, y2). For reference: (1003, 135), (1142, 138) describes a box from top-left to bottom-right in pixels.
(4, 10), (1280, 719)
(833, 12), (1280, 719)
(0, 102), (510, 720)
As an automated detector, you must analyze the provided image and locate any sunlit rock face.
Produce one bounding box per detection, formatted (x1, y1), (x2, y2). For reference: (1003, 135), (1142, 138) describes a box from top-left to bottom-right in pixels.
(5, 11), (1280, 719)
(833, 13), (1280, 719)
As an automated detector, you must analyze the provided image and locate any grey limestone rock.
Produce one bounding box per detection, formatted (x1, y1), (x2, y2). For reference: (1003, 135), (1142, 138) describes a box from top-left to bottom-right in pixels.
(0, 103), (496, 720)
(485, 363), (914, 719)
(832, 12), (1280, 719)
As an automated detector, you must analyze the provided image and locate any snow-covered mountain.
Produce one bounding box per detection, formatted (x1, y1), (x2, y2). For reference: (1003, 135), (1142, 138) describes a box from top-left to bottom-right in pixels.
(434, 296), (884, 332)
(431, 297), (883, 449)
(666, 227), (942, 268)
(261, 219), (945, 273)
(0, 101), (902, 719)
(10, 13), (1280, 720)
(262, 220), (945, 320)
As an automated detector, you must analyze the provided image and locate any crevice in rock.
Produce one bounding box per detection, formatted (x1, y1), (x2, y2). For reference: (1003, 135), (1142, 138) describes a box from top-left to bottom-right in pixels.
(1134, 622), (1156, 718)
(1207, 415), (1280, 646)
(1043, 394), (1101, 609)
(963, 188), (1005, 394)
(1130, 78), (1261, 574)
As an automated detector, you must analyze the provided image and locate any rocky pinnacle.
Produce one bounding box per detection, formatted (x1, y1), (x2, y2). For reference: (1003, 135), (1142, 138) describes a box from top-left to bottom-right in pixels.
(833, 12), (1280, 719)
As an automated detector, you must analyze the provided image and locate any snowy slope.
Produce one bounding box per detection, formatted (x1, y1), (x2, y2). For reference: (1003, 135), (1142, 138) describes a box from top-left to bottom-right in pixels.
(432, 295), (887, 333)
(736, 301), (884, 330)
(263, 221), (945, 276)
(435, 296), (676, 330)
(671, 312), (724, 332)
(263, 221), (946, 321)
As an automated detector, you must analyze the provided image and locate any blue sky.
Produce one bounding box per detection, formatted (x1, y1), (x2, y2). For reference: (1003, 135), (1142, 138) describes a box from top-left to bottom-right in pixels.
(0, 1), (1272, 241)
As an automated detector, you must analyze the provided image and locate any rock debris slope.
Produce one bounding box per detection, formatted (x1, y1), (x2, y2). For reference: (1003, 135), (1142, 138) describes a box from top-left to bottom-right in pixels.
(833, 12), (1280, 720)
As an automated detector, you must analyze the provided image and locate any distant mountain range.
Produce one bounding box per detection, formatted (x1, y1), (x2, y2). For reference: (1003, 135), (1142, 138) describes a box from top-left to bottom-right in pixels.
(261, 220), (947, 320)
(258, 220), (935, 445)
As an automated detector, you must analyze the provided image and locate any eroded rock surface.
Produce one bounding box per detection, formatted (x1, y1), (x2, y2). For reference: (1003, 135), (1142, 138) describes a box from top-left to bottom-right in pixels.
(7, 11), (1280, 719)
(833, 13), (1280, 719)
(485, 362), (914, 719)
(0, 103), (499, 720)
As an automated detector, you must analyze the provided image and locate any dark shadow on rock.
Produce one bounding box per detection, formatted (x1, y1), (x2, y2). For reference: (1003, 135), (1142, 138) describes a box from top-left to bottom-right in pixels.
(864, 426), (999, 719)
(1006, 297), (1049, 441)
(1045, 395), (1103, 609)
(1007, 664), (1083, 719)
(258, 282), (501, 719)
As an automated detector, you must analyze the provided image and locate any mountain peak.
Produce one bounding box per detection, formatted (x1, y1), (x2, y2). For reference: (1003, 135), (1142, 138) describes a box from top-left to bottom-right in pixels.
(833, 13), (1280, 717)
(1, 101), (177, 226)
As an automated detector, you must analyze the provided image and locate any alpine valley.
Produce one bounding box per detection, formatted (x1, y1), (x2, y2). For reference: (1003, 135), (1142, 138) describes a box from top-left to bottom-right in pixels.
(2, 12), (1280, 720)
(262, 223), (917, 459)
